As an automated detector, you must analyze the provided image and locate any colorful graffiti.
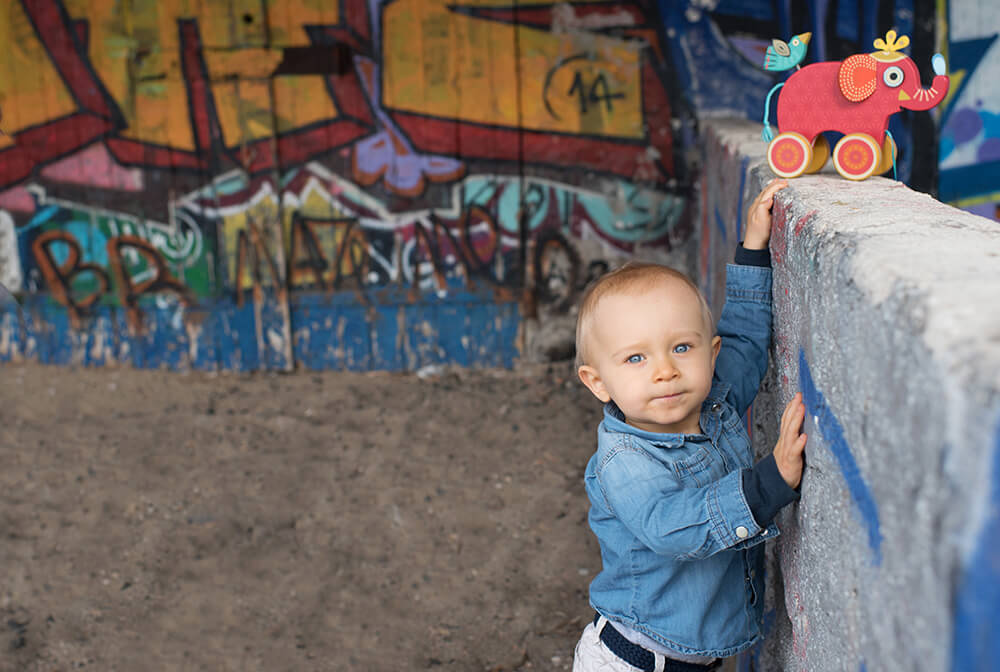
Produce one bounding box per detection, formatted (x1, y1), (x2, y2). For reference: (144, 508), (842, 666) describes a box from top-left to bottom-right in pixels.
(0, 0), (695, 369)
(938, 2), (1000, 220)
(2, 0), (982, 370)
(0, 0), (686, 196)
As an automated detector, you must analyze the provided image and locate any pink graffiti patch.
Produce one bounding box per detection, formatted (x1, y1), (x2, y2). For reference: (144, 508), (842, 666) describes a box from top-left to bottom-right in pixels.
(41, 143), (144, 191)
(0, 186), (36, 213)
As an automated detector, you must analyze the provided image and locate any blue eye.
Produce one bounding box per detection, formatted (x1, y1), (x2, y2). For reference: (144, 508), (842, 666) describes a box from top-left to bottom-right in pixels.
(626, 354), (644, 364)
(673, 344), (691, 354)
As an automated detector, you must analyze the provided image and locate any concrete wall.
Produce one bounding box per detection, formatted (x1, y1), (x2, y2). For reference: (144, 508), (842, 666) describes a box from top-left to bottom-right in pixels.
(699, 118), (1000, 672)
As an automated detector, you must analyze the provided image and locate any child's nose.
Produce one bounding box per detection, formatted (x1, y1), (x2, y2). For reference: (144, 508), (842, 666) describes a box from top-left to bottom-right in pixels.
(653, 357), (678, 381)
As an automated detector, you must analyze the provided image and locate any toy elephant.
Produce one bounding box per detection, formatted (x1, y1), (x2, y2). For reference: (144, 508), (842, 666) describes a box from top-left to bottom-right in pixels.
(763, 31), (950, 180)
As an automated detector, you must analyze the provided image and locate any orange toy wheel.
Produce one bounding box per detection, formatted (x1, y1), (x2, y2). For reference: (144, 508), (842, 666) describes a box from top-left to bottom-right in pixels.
(874, 134), (897, 176)
(804, 135), (830, 174)
(833, 133), (881, 180)
(768, 132), (812, 178)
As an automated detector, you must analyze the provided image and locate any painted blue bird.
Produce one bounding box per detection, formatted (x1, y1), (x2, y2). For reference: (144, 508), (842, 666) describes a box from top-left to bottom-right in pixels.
(764, 32), (812, 71)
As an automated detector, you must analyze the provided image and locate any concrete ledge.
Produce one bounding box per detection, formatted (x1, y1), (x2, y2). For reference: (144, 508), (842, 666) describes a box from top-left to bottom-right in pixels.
(698, 119), (1000, 671)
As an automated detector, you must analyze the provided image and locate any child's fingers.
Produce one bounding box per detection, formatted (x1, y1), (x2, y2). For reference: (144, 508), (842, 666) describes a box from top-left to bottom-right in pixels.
(762, 178), (789, 198)
(789, 399), (805, 431)
(779, 395), (805, 443)
(781, 393), (803, 424)
(754, 179), (788, 209)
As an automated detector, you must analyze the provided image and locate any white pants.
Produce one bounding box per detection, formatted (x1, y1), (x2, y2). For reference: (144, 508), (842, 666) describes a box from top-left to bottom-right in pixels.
(573, 617), (655, 672)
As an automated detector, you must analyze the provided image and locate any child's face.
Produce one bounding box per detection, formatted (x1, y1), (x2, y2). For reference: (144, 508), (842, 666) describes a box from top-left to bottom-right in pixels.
(578, 279), (721, 435)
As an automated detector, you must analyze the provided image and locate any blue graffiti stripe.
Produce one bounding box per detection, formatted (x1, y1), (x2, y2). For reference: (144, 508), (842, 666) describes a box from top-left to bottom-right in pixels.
(950, 420), (1000, 671)
(714, 206), (727, 241)
(798, 350), (882, 563)
(939, 159), (1000, 203)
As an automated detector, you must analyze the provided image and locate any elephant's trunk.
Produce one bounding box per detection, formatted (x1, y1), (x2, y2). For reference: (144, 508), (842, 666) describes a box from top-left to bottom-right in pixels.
(901, 74), (950, 111)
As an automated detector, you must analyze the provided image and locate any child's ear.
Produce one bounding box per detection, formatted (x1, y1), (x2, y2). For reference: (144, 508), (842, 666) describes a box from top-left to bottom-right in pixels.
(578, 365), (611, 403)
(710, 335), (722, 365)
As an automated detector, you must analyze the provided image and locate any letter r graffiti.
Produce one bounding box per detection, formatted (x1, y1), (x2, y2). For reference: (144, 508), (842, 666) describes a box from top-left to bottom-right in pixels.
(106, 235), (192, 333)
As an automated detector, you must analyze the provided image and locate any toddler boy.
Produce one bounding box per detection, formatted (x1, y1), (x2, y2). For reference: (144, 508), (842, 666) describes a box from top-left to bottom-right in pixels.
(572, 179), (806, 671)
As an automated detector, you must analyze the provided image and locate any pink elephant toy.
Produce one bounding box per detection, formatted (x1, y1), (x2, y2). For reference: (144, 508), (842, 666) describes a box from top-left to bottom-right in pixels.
(762, 30), (950, 180)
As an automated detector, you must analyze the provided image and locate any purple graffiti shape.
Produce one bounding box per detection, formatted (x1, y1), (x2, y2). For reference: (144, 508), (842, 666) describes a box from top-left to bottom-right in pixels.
(352, 57), (465, 197)
(945, 107), (983, 145)
(977, 137), (1000, 163)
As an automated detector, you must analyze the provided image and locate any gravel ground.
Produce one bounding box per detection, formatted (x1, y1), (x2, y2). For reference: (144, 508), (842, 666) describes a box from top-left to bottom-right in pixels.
(0, 360), (604, 672)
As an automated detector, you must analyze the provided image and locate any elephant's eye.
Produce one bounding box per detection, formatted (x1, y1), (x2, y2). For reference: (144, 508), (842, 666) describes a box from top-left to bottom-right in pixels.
(883, 66), (904, 88)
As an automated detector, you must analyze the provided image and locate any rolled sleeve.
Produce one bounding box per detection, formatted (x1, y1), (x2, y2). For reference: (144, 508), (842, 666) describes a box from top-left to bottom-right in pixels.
(707, 469), (768, 549)
(722, 263), (772, 303)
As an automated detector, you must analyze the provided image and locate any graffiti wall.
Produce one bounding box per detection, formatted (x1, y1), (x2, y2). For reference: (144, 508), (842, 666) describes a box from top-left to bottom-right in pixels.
(0, 0), (693, 370)
(0, 0), (984, 370)
(939, 0), (1000, 221)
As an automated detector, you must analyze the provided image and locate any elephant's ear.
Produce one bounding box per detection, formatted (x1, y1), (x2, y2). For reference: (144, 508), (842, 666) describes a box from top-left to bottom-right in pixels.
(838, 54), (878, 102)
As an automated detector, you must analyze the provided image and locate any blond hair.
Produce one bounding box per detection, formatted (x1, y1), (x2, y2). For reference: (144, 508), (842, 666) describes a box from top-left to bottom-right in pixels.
(574, 262), (713, 367)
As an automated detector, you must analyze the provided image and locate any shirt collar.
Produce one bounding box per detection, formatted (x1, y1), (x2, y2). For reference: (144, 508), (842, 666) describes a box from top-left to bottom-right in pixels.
(601, 401), (706, 445)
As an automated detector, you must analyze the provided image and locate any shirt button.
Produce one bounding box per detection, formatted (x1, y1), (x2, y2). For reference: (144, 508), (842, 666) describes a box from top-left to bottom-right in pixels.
(711, 403), (721, 411)
(735, 526), (749, 539)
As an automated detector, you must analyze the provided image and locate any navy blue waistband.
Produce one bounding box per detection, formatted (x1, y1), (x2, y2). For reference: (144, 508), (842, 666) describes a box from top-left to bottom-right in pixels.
(593, 614), (721, 672)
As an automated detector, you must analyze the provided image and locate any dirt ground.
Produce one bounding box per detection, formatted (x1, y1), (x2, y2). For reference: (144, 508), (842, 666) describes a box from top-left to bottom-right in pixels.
(0, 360), (606, 672)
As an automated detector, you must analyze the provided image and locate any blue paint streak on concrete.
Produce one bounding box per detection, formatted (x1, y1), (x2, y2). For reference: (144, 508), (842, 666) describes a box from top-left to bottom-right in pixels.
(5, 287), (521, 371)
(736, 157), (749, 244)
(714, 206), (728, 241)
(799, 349), (882, 564)
(950, 420), (1000, 671)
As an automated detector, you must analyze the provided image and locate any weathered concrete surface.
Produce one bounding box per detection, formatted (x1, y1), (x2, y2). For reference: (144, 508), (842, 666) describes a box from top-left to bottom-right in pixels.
(698, 119), (1000, 672)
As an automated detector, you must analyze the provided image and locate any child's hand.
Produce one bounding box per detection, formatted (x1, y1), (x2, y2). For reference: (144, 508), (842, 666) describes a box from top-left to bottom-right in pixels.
(743, 178), (788, 250)
(774, 393), (808, 489)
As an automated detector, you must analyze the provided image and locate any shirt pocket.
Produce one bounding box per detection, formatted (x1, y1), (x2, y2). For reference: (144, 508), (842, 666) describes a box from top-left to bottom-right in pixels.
(669, 445), (715, 487)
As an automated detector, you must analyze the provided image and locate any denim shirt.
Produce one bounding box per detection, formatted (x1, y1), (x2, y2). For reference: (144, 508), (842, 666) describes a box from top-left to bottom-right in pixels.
(584, 263), (775, 658)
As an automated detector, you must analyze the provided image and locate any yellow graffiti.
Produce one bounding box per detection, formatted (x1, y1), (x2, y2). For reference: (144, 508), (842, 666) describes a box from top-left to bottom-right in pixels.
(219, 184), (362, 290)
(381, 0), (644, 138)
(0, 0), (348, 154)
(0, 0), (646, 167)
(0, 2), (78, 137)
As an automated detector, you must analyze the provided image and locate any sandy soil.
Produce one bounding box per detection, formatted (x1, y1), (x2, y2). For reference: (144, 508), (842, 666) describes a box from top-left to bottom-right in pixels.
(0, 361), (605, 672)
